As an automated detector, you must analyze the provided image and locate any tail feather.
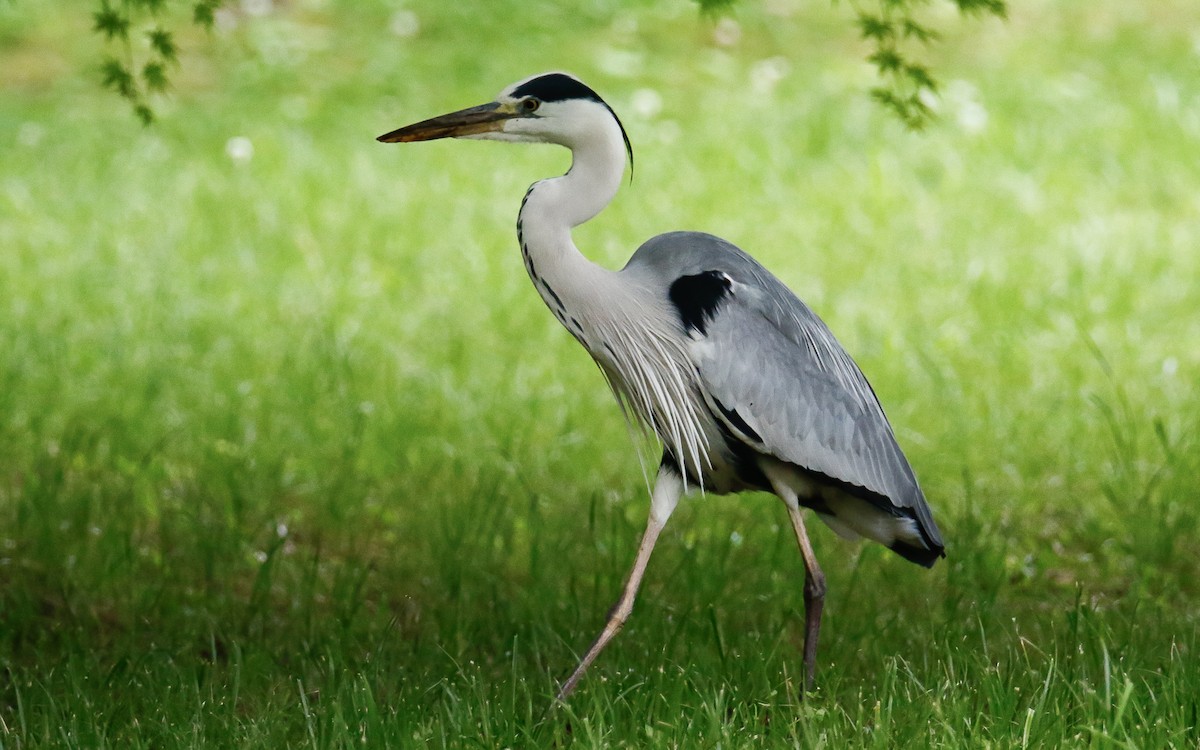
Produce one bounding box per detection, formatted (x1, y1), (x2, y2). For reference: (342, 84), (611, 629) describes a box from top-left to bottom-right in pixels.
(890, 539), (946, 568)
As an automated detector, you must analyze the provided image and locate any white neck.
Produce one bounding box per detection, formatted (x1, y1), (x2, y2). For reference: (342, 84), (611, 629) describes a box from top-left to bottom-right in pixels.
(512, 110), (712, 484)
(516, 114), (627, 303)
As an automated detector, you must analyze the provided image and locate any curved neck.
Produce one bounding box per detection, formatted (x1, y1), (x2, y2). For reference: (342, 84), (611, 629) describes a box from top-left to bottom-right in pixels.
(512, 118), (709, 482)
(517, 118), (627, 278)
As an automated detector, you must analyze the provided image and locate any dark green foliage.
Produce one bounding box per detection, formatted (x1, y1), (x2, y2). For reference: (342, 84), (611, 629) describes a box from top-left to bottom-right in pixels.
(92, 2), (130, 40)
(142, 60), (168, 92)
(99, 55), (135, 97)
(695, 0), (738, 14)
(954, 0), (1006, 16)
(193, 0), (220, 27)
(87, 0), (1003, 127)
(147, 26), (177, 58)
(698, 0), (1006, 128)
(90, 0), (211, 124)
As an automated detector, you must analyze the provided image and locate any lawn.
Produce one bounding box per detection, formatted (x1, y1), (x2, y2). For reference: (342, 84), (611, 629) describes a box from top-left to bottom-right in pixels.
(1, 0), (1198, 746)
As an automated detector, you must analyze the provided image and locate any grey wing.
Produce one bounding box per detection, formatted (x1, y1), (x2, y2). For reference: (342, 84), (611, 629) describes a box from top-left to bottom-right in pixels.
(633, 232), (944, 561)
(704, 284), (943, 560)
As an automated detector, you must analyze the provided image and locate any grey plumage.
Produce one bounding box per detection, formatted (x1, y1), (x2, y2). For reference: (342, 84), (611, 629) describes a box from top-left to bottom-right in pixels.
(378, 71), (945, 701)
(622, 231), (944, 564)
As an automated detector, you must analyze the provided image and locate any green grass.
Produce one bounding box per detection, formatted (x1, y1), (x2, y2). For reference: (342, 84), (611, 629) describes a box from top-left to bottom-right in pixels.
(2, 0), (1199, 746)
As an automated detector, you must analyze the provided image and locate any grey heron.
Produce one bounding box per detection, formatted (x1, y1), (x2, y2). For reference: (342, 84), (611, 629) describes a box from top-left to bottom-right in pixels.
(378, 72), (945, 701)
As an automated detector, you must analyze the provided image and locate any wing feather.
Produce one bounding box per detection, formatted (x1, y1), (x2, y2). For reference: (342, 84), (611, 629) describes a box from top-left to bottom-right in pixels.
(625, 231), (943, 553)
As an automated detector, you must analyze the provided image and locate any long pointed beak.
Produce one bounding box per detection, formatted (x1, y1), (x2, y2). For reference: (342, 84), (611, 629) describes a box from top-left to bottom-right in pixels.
(377, 101), (515, 143)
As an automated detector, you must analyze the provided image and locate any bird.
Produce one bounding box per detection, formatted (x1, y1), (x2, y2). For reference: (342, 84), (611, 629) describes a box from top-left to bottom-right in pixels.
(377, 72), (945, 702)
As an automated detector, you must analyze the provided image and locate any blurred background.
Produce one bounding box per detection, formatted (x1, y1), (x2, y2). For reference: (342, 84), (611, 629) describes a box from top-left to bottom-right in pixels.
(1, 0), (1198, 745)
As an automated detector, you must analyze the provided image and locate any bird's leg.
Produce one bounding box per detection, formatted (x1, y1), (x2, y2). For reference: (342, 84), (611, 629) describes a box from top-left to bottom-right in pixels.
(781, 493), (826, 694)
(556, 465), (682, 703)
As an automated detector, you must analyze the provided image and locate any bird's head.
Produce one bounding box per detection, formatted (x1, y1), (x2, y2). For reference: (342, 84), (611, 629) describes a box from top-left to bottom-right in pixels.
(377, 72), (633, 169)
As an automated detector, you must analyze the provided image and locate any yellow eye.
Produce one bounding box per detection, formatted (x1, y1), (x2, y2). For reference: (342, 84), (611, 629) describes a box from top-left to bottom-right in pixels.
(522, 98), (541, 112)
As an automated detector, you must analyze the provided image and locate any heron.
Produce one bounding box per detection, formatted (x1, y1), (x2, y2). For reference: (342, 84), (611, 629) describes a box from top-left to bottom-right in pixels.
(378, 72), (945, 701)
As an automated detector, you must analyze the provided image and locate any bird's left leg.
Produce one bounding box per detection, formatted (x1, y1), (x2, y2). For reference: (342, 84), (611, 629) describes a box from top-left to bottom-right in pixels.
(555, 464), (683, 703)
(785, 496), (826, 693)
(764, 472), (827, 694)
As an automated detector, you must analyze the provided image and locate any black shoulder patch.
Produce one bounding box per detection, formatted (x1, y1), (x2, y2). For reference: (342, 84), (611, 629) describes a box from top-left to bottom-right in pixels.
(669, 271), (731, 336)
(511, 73), (603, 103)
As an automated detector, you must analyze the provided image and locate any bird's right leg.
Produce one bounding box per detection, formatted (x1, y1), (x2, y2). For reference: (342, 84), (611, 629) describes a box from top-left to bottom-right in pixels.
(555, 464), (682, 703)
